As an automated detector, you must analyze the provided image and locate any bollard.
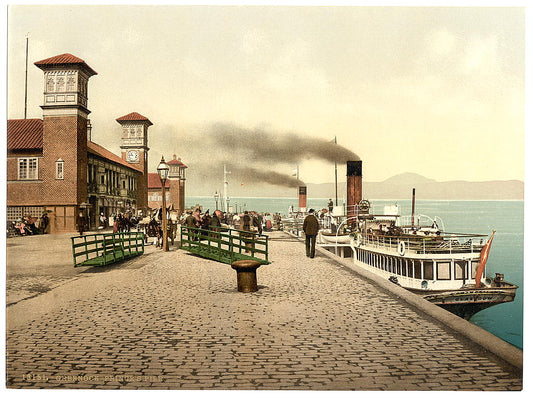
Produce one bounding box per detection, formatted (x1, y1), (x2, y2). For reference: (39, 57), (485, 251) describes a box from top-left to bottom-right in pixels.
(231, 260), (262, 292)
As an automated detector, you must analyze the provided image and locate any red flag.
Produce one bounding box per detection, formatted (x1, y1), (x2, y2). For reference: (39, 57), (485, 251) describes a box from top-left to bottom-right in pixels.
(475, 230), (496, 288)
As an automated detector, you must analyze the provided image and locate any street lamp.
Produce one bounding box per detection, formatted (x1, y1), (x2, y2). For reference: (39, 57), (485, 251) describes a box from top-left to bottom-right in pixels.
(157, 156), (170, 251)
(214, 191), (220, 210)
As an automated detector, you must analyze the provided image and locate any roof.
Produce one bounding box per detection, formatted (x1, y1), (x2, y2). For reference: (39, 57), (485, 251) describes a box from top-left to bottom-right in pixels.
(7, 119), (44, 150)
(87, 141), (143, 173)
(116, 112), (153, 126)
(167, 156), (188, 168)
(147, 173), (170, 189)
(7, 118), (142, 173)
(34, 53), (97, 76)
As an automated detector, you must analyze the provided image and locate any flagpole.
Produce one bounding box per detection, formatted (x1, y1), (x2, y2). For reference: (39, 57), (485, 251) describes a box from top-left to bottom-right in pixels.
(24, 35), (29, 119)
(334, 136), (338, 206)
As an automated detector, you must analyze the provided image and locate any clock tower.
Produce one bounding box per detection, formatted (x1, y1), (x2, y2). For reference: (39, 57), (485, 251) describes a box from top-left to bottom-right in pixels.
(117, 112), (152, 214)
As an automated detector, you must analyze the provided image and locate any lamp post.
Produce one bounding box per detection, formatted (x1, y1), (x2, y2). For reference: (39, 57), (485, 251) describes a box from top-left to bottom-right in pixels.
(157, 156), (170, 251)
(214, 191), (220, 210)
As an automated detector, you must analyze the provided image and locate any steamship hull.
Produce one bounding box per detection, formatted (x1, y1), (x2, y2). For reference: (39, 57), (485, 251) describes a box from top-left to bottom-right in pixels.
(348, 232), (518, 320)
(415, 286), (517, 319)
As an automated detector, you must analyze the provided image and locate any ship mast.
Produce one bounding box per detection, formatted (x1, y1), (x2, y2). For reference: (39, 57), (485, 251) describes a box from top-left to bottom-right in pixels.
(334, 136), (338, 206)
(223, 164), (230, 213)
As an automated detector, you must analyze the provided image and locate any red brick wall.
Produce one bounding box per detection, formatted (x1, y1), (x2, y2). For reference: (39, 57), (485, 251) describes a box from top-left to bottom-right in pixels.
(169, 179), (180, 212)
(6, 151), (45, 205)
(179, 179), (185, 214)
(137, 150), (148, 212)
(41, 115), (88, 205)
(124, 151), (148, 214)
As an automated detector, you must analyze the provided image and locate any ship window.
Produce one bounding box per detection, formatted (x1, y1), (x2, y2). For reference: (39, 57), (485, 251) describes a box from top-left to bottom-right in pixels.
(437, 262), (451, 280)
(414, 261), (422, 279)
(401, 259), (407, 276)
(455, 260), (468, 280)
(471, 261), (480, 278)
(423, 261), (434, 280)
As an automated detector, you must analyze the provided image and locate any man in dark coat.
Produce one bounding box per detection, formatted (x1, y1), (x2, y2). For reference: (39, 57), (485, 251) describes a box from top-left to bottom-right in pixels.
(209, 210), (222, 230)
(185, 211), (196, 228)
(77, 212), (87, 236)
(303, 209), (319, 258)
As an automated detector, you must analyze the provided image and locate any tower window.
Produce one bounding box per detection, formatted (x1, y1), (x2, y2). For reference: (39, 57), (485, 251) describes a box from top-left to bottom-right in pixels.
(55, 159), (64, 180)
(46, 77), (55, 92)
(67, 76), (76, 91)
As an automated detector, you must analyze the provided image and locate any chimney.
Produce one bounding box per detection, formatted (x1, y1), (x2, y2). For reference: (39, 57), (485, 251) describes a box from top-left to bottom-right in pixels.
(87, 119), (92, 142)
(347, 160), (362, 218)
(298, 186), (307, 211)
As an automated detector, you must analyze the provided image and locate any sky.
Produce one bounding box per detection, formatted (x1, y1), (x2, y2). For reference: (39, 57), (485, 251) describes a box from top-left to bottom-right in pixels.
(5, 3), (526, 188)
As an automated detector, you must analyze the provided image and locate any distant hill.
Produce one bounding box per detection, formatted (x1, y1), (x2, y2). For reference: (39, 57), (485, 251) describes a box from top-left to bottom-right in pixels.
(187, 172), (524, 200)
(307, 173), (523, 200)
(381, 173), (436, 185)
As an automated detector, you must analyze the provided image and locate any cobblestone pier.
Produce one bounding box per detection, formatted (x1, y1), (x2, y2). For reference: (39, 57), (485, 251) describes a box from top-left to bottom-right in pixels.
(6, 231), (522, 390)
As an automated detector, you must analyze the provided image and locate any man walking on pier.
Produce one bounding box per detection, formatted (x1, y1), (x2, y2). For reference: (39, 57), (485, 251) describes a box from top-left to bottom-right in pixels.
(303, 209), (319, 258)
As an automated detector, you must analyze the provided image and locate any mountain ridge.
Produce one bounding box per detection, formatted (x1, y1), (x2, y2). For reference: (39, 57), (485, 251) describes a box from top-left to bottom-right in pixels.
(187, 172), (524, 200)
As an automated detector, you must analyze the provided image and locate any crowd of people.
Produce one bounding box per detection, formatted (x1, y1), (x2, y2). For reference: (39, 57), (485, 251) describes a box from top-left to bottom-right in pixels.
(8, 201), (335, 262)
(8, 212), (49, 236)
(180, 208), (283, 234)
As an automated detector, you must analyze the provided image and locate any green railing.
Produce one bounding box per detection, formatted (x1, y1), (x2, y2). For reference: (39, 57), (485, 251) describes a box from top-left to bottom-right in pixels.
(179, 225), (270, 265)
(71, 232), (145, 267)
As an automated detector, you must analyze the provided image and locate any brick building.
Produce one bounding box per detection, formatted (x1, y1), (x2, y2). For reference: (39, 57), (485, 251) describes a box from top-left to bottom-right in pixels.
(6, 53), (173, 233)
(147, 155), (187, 213)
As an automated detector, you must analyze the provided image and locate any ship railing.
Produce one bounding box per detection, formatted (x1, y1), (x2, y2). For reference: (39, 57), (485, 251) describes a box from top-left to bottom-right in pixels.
(397, 214), (446, 232)
(357, 232), (486, 255)
(282, 217), (304, 236)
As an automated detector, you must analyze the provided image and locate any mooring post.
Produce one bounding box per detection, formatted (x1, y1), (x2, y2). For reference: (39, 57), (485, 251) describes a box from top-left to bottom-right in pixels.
(231, 260), (262, 292)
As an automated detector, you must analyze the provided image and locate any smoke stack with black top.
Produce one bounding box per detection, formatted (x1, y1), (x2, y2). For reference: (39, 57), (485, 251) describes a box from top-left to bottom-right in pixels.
(299, 186), (307, 212)
(347, 161), (362, 219)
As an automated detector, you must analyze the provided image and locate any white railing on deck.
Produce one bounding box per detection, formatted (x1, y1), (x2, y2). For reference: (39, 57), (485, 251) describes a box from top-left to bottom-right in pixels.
(356, 232), (485, 255)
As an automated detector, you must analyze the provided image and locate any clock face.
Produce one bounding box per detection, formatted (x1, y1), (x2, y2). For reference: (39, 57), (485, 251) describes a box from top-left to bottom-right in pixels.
(126, 150), (139, 163)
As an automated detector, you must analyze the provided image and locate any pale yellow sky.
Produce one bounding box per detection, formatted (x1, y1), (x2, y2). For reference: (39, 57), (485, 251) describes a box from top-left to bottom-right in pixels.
(6, 4), (525, 184)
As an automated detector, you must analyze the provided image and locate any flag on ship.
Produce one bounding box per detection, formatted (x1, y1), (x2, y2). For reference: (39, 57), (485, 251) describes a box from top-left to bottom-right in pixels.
(475, 230), (496, 288)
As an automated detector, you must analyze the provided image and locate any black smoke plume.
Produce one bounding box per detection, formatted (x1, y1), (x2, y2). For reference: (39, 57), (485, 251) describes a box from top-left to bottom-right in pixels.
(161, 122), (359, 189)
(205, 123), (360, 164)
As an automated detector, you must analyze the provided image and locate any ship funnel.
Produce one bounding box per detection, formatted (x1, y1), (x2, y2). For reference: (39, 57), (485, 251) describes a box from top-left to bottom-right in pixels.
(299, 186), (307, 212)
(347, 160), (362, 218)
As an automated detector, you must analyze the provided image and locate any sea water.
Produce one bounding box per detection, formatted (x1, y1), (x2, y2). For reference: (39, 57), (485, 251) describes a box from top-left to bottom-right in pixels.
(186, 196), (524, 349)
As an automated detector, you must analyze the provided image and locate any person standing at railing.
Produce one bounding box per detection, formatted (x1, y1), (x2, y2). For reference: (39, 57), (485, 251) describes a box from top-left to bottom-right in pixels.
(184, 210), (198, 242)
(193, 208), (202, 228)
(303, 209), (319, 258)
(209, 210), (223, 238)
(185, 211), (195, 228)
(241, 211), (253, 254)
